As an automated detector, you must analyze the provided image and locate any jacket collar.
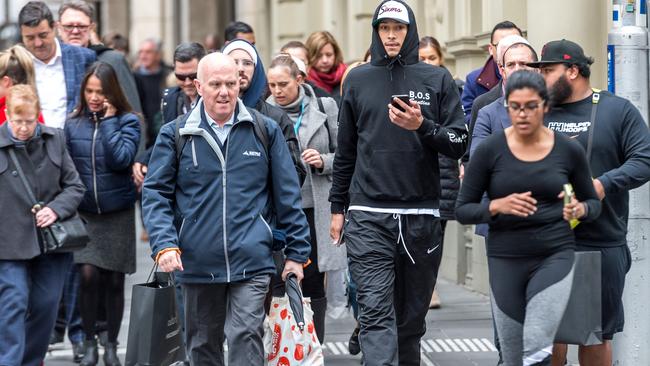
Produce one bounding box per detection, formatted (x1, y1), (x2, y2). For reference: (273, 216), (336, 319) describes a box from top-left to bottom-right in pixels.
(476, 57), (501, 91)
(181, 98), (253, 132)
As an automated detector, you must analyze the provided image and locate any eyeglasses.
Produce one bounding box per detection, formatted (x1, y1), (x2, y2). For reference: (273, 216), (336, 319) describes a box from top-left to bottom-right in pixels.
(175, 73), (197, 82)
(505, 101), (545, 114)
(8, 118), (38, 127)
(61, 24), (91, 32)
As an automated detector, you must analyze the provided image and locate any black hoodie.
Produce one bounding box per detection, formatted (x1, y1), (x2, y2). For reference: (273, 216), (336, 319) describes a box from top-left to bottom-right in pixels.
(329, 0), (467, 213)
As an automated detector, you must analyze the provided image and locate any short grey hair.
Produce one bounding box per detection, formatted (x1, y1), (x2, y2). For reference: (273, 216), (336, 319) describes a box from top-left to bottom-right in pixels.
(58, 1), (95, 22)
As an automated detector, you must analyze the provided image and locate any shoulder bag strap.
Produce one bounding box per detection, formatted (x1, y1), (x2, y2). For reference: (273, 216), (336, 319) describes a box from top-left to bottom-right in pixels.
(586, 89), (600, 162)
(317, 97), (335, 153)
(8, 148), (40, 209)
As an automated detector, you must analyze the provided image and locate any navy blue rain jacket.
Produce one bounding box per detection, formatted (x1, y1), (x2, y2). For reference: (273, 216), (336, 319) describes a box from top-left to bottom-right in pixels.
(65, 111), (140, 214)
(142, 99), (310, 283)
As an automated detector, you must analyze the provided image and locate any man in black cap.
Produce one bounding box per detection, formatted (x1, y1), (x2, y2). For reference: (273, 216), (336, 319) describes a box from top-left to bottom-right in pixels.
(329, 1), (466, 364)
(529, 39), (650, 366)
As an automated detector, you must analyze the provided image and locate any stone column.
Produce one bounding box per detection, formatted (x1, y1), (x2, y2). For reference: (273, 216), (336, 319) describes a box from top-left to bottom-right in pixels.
(527, 0), (610, 88)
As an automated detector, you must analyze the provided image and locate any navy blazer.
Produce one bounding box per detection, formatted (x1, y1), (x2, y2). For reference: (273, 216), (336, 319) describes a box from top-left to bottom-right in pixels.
(470, 96), (511, 157)
(61, 42), (96, 114)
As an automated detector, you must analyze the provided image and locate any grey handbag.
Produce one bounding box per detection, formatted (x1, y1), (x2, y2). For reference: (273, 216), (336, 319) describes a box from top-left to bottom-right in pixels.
(9, 148), (89, 253)
(554, 251), (603, 345)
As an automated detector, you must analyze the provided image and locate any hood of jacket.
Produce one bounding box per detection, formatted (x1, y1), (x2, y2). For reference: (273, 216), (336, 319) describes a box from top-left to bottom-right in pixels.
(370, 0), (420, 68)
(222, 39), (268, 109)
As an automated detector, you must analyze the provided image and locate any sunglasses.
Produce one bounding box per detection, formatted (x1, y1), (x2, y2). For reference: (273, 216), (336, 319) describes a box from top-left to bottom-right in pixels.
(175, 73), (197, 82)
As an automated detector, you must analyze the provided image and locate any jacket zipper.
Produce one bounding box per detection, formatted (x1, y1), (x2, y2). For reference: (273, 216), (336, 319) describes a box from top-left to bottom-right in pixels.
(91, 116), (101, 214)
(223, 132), (231, 282)
(178, 218), (186, 239)
(260, 214), (273, 238)
(190, 137), (198, 167)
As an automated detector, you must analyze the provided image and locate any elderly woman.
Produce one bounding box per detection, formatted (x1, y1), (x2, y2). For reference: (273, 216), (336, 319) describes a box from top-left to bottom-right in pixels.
(0, 84), (85, 366)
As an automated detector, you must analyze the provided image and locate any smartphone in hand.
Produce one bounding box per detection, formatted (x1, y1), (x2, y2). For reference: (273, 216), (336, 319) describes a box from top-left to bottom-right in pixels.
(391, 94), (410, 112)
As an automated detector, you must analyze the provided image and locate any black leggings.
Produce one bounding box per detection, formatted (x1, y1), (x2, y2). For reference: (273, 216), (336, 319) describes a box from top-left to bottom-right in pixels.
(489, 249), (575, 366)
(79, 264), (125, 342)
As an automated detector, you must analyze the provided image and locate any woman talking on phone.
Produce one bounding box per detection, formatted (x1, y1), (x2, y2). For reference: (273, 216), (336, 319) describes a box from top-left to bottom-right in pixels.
(65, 62), (140, 366)
(455, 70), (601, 365)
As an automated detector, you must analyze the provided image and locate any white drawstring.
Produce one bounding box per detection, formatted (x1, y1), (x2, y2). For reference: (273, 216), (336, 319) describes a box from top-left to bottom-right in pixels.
(393, 213), (415, 264)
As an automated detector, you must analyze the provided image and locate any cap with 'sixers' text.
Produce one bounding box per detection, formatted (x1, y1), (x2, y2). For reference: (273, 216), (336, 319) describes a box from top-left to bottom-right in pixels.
(373, 0), (410, 26)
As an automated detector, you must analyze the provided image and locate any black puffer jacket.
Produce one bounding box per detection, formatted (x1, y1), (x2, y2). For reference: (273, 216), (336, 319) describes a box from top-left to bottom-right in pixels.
(438, 154), (459, 220)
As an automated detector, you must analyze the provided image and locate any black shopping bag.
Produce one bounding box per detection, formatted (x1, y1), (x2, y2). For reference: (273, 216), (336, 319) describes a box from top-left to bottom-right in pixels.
(555, 251), (603, 345)
(125, 271), (185, 366)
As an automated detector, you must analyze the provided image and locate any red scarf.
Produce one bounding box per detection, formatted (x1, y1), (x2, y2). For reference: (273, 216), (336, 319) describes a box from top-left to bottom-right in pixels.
(307, 63), (347, 94)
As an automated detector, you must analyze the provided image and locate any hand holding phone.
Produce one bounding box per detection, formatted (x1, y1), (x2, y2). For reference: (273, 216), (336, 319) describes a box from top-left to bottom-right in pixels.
(391, 94), (410, 112)
(103, 100), (117, 118)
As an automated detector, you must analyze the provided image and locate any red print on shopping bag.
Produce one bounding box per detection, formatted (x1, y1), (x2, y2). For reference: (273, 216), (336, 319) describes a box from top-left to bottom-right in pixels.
(278, 356), (291, 366)
(294, 344), (304, 361)
(269, 323), (282, 360)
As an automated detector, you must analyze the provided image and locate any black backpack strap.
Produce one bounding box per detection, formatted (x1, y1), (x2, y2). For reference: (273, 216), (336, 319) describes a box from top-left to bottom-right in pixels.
(250, 110), (270, 159)
(317, 97), (335, 153)
(586, 88), (601, 162)
(174, 116), (187, 163)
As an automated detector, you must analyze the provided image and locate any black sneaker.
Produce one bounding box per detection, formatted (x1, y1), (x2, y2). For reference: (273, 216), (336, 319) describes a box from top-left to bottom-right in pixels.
(348, 327), (361, 355)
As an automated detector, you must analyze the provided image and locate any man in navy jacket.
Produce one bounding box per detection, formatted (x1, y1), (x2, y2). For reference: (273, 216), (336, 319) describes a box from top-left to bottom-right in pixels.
(143, 53), (310, 365)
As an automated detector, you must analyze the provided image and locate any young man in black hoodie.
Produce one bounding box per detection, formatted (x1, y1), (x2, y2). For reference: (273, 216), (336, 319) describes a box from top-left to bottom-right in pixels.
(529, 39), (650, 366)
(329, 1), (467, 364)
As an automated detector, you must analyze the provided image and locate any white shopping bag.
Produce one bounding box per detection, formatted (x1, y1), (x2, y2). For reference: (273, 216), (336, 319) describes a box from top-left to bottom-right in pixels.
(264, 296), (324, 366)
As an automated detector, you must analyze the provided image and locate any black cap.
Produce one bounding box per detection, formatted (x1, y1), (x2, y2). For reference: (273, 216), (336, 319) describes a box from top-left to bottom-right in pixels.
(527, 39), (590, 68)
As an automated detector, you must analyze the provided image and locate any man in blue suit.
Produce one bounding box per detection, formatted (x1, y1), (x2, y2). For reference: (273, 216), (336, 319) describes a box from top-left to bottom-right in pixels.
(19, 2), (95, 361)
(19, 1), (95, 129)
(470, 37), (537, 156)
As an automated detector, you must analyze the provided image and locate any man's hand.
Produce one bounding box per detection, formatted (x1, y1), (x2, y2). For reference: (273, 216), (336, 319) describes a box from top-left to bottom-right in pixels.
(282, 259), (304, 282)
(132, 162), (148, 190)
(489, 191), (537, 217)
(388, 98), (424, 131)
(593, 179), (605, 200)
(459, 163), (465, 180)
(330, 213), (344, 245)
(157, 250), (183, 272)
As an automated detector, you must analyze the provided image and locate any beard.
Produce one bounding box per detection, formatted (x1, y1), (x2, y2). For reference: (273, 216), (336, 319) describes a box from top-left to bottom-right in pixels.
(549, 75), (572, 106)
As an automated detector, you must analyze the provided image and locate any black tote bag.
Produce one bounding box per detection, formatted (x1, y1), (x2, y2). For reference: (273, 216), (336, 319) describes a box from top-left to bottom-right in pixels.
(125, 271), (185, 365)
(554, 251), (603, 345)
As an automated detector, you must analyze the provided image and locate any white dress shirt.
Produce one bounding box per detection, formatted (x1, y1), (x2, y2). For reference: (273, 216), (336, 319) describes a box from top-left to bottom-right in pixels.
(32, 38), (68, 129)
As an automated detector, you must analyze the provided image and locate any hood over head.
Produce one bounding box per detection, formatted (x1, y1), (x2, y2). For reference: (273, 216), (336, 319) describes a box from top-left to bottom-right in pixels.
(370, 0), (419, 67)
(221, 39), (268, 108)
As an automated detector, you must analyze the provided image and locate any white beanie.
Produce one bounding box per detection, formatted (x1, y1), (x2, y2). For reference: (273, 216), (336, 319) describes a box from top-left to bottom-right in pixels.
(222, 39), (258, 65)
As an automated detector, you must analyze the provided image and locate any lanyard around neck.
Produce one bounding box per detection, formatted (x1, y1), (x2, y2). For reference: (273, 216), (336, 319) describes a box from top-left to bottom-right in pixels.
(293, 99), (305, 136)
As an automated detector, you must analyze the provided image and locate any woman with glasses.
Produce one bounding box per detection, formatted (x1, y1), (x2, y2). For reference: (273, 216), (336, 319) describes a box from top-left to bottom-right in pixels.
(455, 70), (601, 366)
(65, 62), (140, 366)
(0, 85), (84, 366)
